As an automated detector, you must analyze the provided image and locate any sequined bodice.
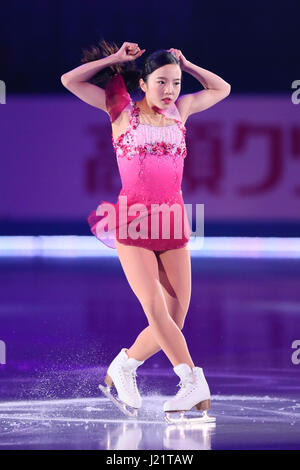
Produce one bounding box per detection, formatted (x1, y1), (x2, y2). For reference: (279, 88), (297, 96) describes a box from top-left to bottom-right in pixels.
(112, 101), (187, 159)
(111, 101), (187, 205)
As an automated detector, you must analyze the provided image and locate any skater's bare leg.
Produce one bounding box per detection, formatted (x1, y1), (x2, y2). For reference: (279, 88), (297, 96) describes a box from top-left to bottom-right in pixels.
(125, 247), (192, 361)
(115, 239), (194, 369)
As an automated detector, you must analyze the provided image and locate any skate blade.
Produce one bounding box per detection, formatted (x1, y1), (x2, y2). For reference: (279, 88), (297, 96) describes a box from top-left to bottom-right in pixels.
(98, 384), (138, 418)
(164, 410), (216, 425)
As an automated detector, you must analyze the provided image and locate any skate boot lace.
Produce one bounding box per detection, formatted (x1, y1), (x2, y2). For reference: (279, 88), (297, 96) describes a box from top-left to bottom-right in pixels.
(175, 376), (195, 398)
(122, 367), (138, 392)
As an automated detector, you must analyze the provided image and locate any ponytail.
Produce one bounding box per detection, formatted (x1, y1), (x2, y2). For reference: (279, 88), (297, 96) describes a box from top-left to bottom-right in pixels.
(80, 38), (142, 93)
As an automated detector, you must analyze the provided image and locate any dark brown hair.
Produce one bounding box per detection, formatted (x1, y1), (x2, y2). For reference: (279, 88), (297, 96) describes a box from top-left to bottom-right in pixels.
(80, 38), (181, 94)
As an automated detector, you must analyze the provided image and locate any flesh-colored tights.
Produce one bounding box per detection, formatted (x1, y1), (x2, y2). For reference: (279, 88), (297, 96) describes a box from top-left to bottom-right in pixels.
(115, 239), (195, 369)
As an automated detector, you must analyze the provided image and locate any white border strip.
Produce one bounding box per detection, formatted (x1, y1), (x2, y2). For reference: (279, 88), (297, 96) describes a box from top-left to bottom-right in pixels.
(1, 236), (300, 258)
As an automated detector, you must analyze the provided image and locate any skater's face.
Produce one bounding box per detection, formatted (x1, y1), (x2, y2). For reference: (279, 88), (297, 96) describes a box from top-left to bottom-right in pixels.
(139, 64), (182, 109)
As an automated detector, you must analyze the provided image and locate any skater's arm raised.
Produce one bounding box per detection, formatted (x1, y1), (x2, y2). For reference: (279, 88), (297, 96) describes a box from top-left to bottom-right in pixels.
(60, 42), (145, 113)
(61, 55), (119, 112)
(167, 48), (231, 122)
(176, 61), (231, 118)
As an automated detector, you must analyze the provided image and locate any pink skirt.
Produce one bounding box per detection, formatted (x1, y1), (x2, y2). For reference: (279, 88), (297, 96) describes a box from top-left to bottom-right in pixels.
(87, 193), (192, 251)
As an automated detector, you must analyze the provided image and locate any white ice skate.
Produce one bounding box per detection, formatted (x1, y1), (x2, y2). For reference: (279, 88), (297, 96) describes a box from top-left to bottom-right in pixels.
(99, 348), (144, 418)
(163, 363), (216, 425)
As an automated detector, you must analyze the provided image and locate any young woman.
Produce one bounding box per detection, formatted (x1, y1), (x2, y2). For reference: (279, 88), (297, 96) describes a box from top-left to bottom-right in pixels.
(61, 39), (230, 422)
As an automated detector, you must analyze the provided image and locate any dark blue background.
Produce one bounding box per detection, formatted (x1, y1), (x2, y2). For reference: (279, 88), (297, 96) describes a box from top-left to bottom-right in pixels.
(1, 0), (298, 93)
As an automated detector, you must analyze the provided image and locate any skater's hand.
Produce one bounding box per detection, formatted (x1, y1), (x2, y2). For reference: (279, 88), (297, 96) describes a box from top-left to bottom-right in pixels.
(167, 48), (189, 70)
(114, 42), (146, 63)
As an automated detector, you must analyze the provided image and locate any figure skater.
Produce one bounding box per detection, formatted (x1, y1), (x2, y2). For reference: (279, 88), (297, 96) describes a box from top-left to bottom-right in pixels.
(61, 39), (230, 423)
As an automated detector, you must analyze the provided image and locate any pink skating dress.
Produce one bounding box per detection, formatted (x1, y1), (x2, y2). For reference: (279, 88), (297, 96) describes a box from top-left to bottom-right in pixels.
(87, 73), (192, 251)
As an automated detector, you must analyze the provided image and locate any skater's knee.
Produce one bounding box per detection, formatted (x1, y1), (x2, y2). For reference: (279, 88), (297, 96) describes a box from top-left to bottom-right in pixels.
(172, 306), (188, 330)
(175, 318), (185, 330)
(139, 281), (163, 311)
(141, 285), (168, 321)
